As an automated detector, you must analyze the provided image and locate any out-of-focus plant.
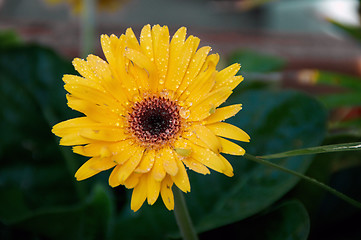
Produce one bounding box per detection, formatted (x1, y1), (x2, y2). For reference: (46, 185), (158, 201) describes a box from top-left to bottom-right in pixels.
(1, 25), (360, 239)
(44, 0), (128, 13)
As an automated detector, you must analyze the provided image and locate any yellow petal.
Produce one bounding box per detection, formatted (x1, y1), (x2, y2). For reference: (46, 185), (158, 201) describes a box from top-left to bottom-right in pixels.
(102, 35), (137, 99)
(128, 62), (149, 92)
(80, 128), (127, 142)
(63, 74), (103, 91)
(110, 147), (144, 184)
(179, 54), (216, 103)
(147, 173), (161, 205)
(165, 35), (199, 91)
(160, 175), (174, 210)
(64, 84), (117, 107)
(140, 24), (154, 61)
(225, 75), (244, 91)
(171, 157), (191, 193)
(66, 95), (122, 124)
(218, 137), (245, 156)
(189, 88), (232, 121)
(125, 48), (155, 75)
(86, 157), (117, 171)
(135, 150), (155, 173)
(218, 155), (234, 177)
(52, 117), (94, 136)
(161, 148), (178, 176)
(109, 140), (138, 164)
(177, 46), (211, 94)
(207, 122), (250, 142)
(204, 104), (242, 124)
(131, 176), (147, 212)
(182, 158), (210, 175)
(59, 133), (90, 146)
(125, 27), (141, 51)
(153, 25), (169, 88)
(72, 58), (100, 83)
(213, 63), (241, 90)
(151, 152), (166, 181)
(174, 148), (192, 157)
(108, 164), (122, 187)
(73, 143), (111, 157)
(190, 124), (222, 153)
(188, 141), (226, 174)
(75, 158), (108, 181)
(100, 34), (116, 66)
(86, 55), (130, 103)
(124, 172), (141, 189)
(75, 167), (100, 181)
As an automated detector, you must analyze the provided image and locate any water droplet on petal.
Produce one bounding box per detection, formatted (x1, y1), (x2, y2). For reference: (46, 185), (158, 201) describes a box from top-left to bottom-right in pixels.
(180, 107), (190, 119)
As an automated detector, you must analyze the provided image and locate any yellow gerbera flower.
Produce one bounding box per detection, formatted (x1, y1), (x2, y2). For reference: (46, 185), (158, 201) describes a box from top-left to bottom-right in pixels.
(52, 24), (250, 211)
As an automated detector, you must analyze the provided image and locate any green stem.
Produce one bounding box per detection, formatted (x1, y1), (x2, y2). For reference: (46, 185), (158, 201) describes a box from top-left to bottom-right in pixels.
(173, 187), (199, 240)
(243, 153), (361, 209)
(81, 0), (96, 58)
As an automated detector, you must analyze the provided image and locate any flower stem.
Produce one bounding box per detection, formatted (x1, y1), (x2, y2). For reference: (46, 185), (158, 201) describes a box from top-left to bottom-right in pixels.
(243, 153), (361, 209)
(81, 0), (96, 58)
(173, 187), (199, 240)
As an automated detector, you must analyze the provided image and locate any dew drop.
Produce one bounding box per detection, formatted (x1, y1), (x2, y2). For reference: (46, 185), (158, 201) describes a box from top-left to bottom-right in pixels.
(179, 108), (190, 119)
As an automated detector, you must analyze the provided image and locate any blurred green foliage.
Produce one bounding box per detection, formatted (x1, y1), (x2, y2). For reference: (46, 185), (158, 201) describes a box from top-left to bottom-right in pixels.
(0, 30), (360, 240)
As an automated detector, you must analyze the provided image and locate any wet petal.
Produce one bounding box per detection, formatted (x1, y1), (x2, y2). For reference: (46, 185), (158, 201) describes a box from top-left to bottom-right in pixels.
(135, 150), (156, 173)
(191, 124), (222, 153)
(160, 175), (174, 210)
(204, 104), (242, 124)
(207, 122), (250, 142)
(189, 88), (232, 121)
(182, 158), (210, 175)
(147, 173), (161, 205)
(110, 147), (144, 184)
(219, 137), (245, 156)
(131, 176), (147, 211)
(75, 157), (115, 181)
(188, 140), (226, 174)
(151, 152), (167, 181)
(161, 148), (178, 176)
(171, 157), (191, 192)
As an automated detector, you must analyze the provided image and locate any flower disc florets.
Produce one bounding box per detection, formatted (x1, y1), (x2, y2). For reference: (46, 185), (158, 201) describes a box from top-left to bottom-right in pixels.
(128, 96), (181, 149)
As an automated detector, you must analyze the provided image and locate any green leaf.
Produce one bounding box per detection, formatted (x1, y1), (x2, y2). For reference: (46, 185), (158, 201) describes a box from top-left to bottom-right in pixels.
(10, 184), (114, 240)
(328, 18), (361, 43)
(0, 29), (22, 48)
(0, 45), (97, 238)
(191, 90), (326, 232)
(248, 200), (310, 240)
(314, 70), (361, 92)
(319, 92), (361, 108)
(228, 49), (286, 75)
(244, 153), (361, 210)
(112, 90), (327, 239)
(0, 44), (77, 155)
(262, 142), (361, 159)
(200, 200), (310, 240)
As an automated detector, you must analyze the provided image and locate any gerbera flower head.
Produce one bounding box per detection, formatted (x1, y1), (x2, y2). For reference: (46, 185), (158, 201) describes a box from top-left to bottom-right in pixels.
(52, 24), (250, 211)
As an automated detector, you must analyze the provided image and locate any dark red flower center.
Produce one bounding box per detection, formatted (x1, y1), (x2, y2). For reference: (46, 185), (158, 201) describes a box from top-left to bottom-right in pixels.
(128, 96), (181, 148)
